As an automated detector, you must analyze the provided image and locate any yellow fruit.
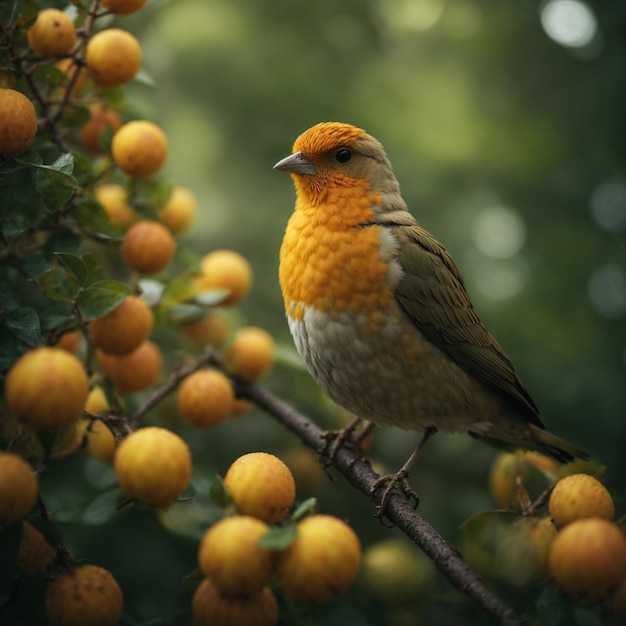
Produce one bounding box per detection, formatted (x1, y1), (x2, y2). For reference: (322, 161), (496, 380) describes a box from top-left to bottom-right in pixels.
(79, 420), (116, 463)
(0, 452), (38, 525)
(277, 514), (361, 602)
(55, 330), (80, 353)
(224, 452), (295, 524)
(158, 185), (198, 234)
(362, 538), (436, 603)
(112, 120), (168, 178)
(197, 250), (252, 306)
(0, 88), (38, 156)
(56, 58), (88, 95)
(225, 327), (275, 381)
(5, 347), (89, 429)
(230, 398), (253, 417)
(177, 369), (235, 428)
(192, 579), (278, 626)
(85, 28), (142, 88)
(27, 9), (76, 57)
(49, 421), (84, 459)
(94, 183), (136, 228)
(102, 0), (148, 15)
(84, 386), (110, 416)
(91, 296), (154, 356)
(549, 473), (614, 527)
(122, 220), (175, 274)
(198, 516), (274, 597)
(45, 565), (123, 626)
(282, 447), (325, 494)
(183, 314), (230, 348)
(549, 518), (626, 603)
(97, 341), (162, 392)
(79, 107), (122, 154)
(18, 521), (56, 572)
(114, 427), (192, 507)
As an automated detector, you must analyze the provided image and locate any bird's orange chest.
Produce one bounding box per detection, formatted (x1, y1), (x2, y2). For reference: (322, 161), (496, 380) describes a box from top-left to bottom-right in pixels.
(279, 192), (394, 323)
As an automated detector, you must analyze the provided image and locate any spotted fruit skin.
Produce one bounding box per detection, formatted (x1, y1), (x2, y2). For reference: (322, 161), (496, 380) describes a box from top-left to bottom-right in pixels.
(549, 473), (614, 527)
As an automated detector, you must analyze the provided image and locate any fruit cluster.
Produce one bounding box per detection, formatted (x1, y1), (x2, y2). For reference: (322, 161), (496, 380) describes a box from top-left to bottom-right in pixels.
(194, 452), (362, 626)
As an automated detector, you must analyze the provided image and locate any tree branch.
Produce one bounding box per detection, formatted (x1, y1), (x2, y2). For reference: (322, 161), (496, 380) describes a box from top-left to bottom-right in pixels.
(235, 380), (524, 626)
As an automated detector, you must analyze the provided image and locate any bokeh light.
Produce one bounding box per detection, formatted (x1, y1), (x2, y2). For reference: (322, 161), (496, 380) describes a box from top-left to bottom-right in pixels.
(540, 0), (597, 48)
(588, 263), (626, 318)
(589, 178), (626, 233)
(472, 205), (526, 259)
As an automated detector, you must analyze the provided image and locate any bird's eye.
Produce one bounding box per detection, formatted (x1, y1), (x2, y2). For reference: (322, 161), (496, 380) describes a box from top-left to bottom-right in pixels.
(335, 148), (352, 164)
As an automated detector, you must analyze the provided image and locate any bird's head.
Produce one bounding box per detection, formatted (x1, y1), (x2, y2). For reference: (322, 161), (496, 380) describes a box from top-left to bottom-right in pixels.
(274, 122), (403, 209)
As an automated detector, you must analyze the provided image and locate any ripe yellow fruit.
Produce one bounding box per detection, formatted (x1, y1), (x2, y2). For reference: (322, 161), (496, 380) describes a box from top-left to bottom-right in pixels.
(49, 421), (84, 460)
(192, 579), (278, 626)
(122, 220), (175, 274)
(0, 452), (38, 525)
(549, 473), (614, 527)
(97, 341), (162, 392)
(85, 28), (142, 88)
(158, 185), (198, 234)
(91, 296), (154, 356)
(94, 183), (136, 228)
(102, 0), (148, 15)
(225, 327), (275, 381)
(45, 565), (123, 626)
(230, 398), (253, 417)
(56, 58), (88, 95)
(114, 427), (192, 507)
(183, 314), (230, 348)
(177, 369), (235, 428)
(79, 107), (122, 154)
(0, 88), (38, 156)
(27, 9), (76, 57)
(224, 452), (295, 524)
(84, 386), (110, 416)
(5, 347), (89, 429)
(112, 120), (168, 179)
(18, 521), (56, 572)
(277, 514), (361, 602)
(198, 516), (274, 597)
(548, 518), (626, 602)
(197, 250), (252, 306)
(79, 420), (117, 463)
(55, 330), (80, 353)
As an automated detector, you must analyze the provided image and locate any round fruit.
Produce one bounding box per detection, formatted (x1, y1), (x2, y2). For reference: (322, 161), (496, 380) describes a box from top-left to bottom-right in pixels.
(91, 296), (153, 356)
(79, 420), (116, 463)
(27, 9), (76, 57)
(94, 183), (136, 227)
(79, 107), (122, 154)
(102, 0), (147, 15)
(55, 330), (80, 353)
(277, 514), (361, 602)
(362, 538), (436, 603)
(85, 28), (142, 88)
(548, 518), (626, 602)
(56, 58), (88, 95)
(0, 88), (38, 156)
(177, 369), (235, 428)
(49, 421), (84, 459)
(114, 427), (191, 507)
(18, 521), (56, 572)
(198, 516), (274, 596)
(122, 220), (175, 274)
(45, 564), (123, 626)
(225, 327), (275, 381)
(282, 447), (325, 494)
(183, 314), (230, 348)
(197, 250), (252, 306)
(192, 579), (278, 626)
(158, 185), (198, 234)
(97, 341), (162, 392)
(549, 473), (614, 527)
(0, 452), (38, 525)
(84, 386), (110, 416)
(112, 120), (168, 178)
(230, 398), (253, 417)
(5, 347), (89, 429)
(223, 452), (295, 524)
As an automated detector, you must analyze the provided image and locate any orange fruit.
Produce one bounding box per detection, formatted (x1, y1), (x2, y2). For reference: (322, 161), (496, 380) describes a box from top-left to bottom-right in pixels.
(5, 347), (89, 429)
(102, 0), (148, 15)
(114, 427), (192, 507)
(158, 185), (198, 233)
(55, 330), (80, 353)
(94, 183), (136, 228)
(122, 220), (175, 274)
(225, 327), (275, 381)
(27, 9), (76, 57)
(549, 473), (614, 527)
(79, 420), (117, 463)
(177, 369), (235, 428)
(86, 28), (142, 88)
(91, 295), (153, 356)
(224, 452), (295, 524)
(18, 521), (56, 572)
(182, 314), (230, 348)
(0, 452), (38, 525)
(56, 58), (88, 95)
(79, 107), (122, 154)
(97, 341), (162, 392)
(112, 120), (168, 178)
(0, 88), (38, 156)
(197, 250), (252, 306)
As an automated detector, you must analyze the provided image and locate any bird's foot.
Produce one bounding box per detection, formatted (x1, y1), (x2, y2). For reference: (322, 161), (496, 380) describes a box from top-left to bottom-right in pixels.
(319, 417), (372, 465)
(371, 470), (419, 520)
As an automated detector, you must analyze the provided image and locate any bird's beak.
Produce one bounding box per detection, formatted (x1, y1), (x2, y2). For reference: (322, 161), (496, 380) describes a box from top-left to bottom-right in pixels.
(273, 151), (316, 175)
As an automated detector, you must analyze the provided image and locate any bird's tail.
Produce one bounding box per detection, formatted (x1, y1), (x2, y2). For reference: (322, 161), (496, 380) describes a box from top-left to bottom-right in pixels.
(527, 424), (589, 464)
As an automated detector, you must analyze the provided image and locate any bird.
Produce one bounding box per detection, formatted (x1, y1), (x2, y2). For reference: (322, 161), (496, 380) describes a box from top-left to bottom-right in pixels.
(274, 121), (588, 513)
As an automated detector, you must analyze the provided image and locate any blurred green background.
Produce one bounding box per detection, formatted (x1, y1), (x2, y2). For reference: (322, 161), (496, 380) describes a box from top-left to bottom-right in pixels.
(9, 0), (626, 624)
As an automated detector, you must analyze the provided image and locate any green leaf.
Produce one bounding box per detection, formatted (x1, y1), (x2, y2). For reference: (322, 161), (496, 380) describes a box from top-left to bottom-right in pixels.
(3, 307), (40, 346)
(195, 289), (230, 307)
(31, 63), (67, 86)
(258, 522), (298, 550)
(77, 280), (132, 319)
(55, 252), (88, 286)
(44, 229), (80, 257)
(208, 475), (232, 508)
(18, 251), (49, 278)
(292, 497), (317, 521)
(81, 253), (101, 283)
(73, 198), (123, 239)
(50, 153), (75, 175)
(134, 67), (157, 88)
(37, 167), (77, 211)
(37, 267), (81, 301)
(71, 150), (93, 181)
(82, 488), (120, 525)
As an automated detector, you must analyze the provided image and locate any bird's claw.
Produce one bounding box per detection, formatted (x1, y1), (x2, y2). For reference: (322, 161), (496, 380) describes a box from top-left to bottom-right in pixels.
(318, 417), (371, 465)
(371, 471), (419, 520)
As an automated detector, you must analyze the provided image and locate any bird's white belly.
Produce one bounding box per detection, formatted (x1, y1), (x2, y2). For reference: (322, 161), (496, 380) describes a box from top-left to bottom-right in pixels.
(288, 305), (497, 433)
